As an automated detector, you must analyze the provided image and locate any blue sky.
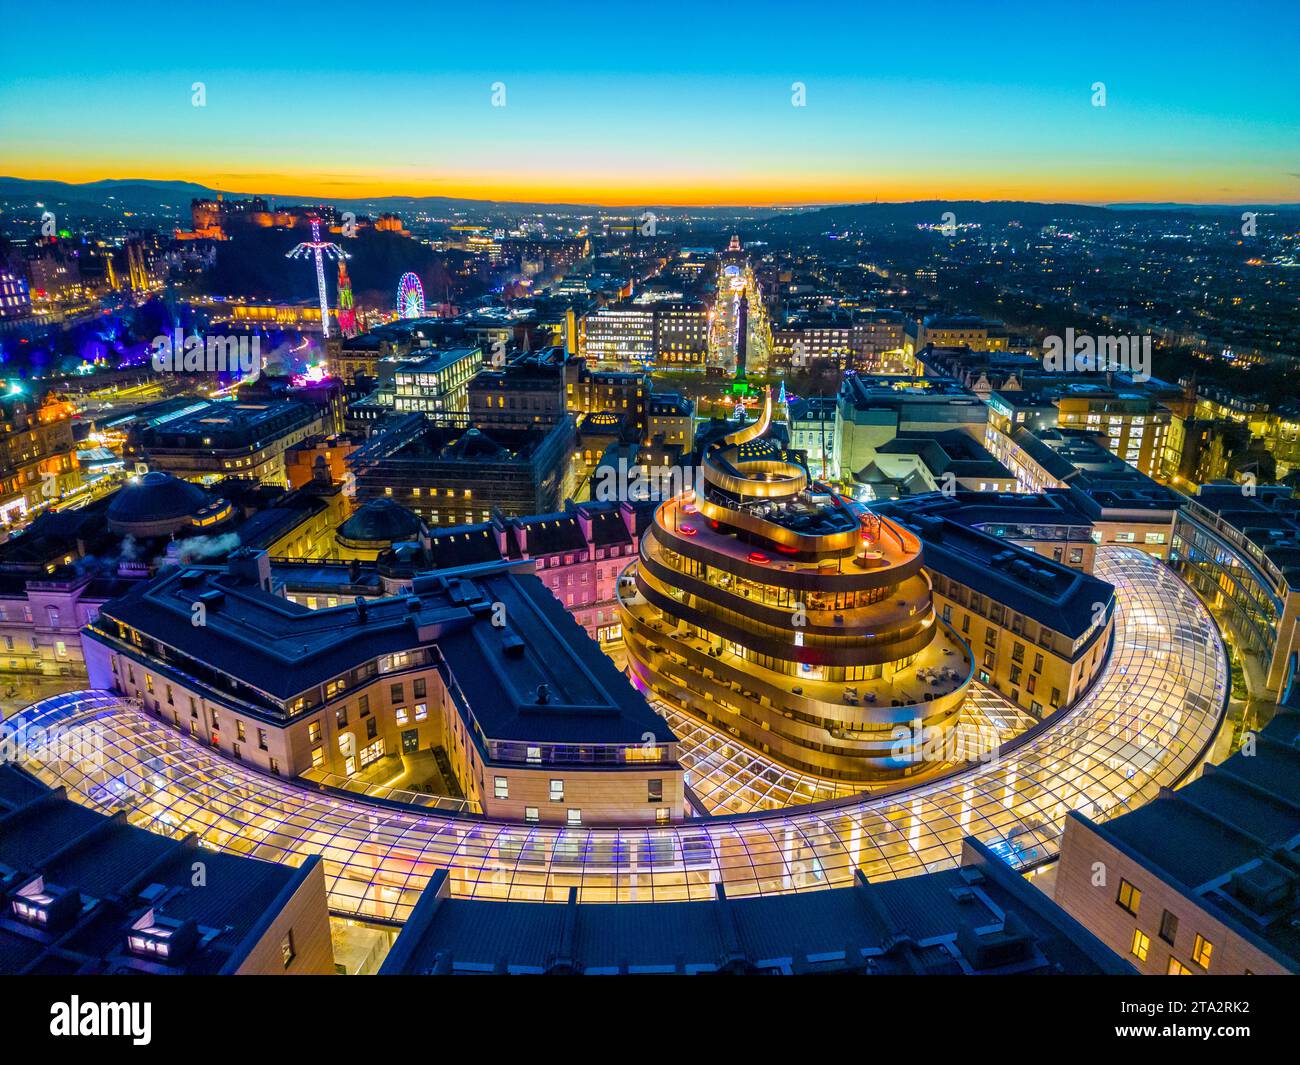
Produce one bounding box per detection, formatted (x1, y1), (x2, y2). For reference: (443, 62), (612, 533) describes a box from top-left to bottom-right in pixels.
(2, 0), (1297, 204)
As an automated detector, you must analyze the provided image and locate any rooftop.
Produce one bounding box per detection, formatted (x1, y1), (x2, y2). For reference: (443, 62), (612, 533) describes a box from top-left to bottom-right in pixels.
(105, 471), (210, 527)
(1079, 690), (1300, 972)
(128, 398), (317, 449)
(0, 764), (319, 975)
(96, 556), (674, 746)
(395, 347), (481, 376)
(839, 374), (978, 407)
(1184, 484), (1300, 587)
(876, 429), (1014, 482)
(874, 493), (1114, 639)
(337, 498), (425, 545)
(380, 840), (1131, 975)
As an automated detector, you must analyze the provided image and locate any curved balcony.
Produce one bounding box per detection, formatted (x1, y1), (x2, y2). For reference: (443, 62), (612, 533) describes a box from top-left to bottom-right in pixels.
(633, 563), (937, 668)
(637, 544), (927, 640)
(702, 450), (809, 500)
(653, 500), (924, 593)
(619, 605), (971, 779)
(616, 563), (973, 780)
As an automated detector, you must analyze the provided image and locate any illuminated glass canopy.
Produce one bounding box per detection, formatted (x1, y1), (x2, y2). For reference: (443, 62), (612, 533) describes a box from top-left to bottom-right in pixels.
(8, 548), (1225, 922)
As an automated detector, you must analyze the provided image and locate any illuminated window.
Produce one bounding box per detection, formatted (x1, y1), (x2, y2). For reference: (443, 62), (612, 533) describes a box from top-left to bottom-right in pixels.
(550, 779), (564, 801)
(1192, 934), (1213, 969)
(567, 808), (582, 825)
(1167, 957), (1192, 975)
(1130, 929), (1149, 962)
(524, 806), (539, 823)
(494, 776), (508, 799)
(1116, 878), (1141, 916)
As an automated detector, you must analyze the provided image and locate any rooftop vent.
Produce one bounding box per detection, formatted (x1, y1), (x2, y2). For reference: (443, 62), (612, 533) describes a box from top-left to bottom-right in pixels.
(956, 911), (1036, 972)
(355, 596), (368, 623)
(1227, 862), (1296, 917)
(500, 630), (526, 657)
(126, 909), (200, 965)
(197, 589), (225, 611)
(138, 883), (169, 904)
(9, 876), (80, 935)
(535, 683), (551, 705)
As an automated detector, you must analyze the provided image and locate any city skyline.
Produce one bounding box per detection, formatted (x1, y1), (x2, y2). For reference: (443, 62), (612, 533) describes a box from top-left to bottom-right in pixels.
(1, 0), (1299, 1008)
(3, 0), (1298, 206)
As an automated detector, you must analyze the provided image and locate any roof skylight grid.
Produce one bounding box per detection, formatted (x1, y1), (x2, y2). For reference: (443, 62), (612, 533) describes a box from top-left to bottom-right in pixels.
(10, 547), (1225, 920)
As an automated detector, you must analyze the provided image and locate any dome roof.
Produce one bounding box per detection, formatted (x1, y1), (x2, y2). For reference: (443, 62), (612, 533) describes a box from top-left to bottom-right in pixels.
(337, 498), (424, 544)
(107, 472), (209, 527)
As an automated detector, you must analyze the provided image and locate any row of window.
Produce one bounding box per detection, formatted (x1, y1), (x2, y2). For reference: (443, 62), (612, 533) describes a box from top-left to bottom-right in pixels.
(493, 776), (665, 805)
(1112, 531), (1168, 545)
(1118, 878), (1217, 971)
(508, 805), (672, 825)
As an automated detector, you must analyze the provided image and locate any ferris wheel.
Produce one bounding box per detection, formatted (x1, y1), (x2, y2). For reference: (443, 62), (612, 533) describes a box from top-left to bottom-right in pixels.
(397, 272), (425, 318)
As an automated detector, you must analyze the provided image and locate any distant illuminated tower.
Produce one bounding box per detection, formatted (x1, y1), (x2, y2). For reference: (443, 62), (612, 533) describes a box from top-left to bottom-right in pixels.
(727, 234), (741, 252)
(336, 260), (358, 338)
(397, 272), (425, 318)
(286, 217), (347, 338)
(735, 285), (749, 378)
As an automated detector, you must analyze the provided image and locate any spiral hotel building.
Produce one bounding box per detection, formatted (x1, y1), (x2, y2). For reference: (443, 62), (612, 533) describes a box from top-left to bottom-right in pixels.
(619, 390), (973, 781)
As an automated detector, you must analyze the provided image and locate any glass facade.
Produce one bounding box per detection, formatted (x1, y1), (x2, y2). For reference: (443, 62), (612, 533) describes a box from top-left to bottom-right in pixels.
(1170, 504), (1283, 668)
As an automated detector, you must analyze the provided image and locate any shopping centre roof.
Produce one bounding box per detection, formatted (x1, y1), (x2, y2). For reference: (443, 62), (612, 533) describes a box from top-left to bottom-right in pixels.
(8, 548), (1226, 921)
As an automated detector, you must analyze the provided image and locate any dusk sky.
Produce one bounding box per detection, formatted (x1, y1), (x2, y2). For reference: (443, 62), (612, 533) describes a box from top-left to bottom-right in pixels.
(2, 0), (1297, 205)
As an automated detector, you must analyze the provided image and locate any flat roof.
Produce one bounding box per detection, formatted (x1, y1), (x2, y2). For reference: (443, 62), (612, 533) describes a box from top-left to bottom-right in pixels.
(396, 347), (481, 374)
(1080, 695), (1300, 971)
(380, 840), (1131, 975)
(97, 556), (673, 745)
(0, 764), (316, 975)
(1187, 485), (1300, 585)
(875, 495), (1114, 638)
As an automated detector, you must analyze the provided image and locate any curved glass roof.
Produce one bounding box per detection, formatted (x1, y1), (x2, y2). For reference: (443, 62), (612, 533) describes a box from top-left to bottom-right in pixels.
(8, 548), (1226, 923)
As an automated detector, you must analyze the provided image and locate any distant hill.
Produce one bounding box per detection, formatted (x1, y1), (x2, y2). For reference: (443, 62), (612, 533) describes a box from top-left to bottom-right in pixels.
(752, 199), (1199, 235)
(0, 176), (221, 214)
(1107, 201), (1300, 213)
(5, 178), (1295, 229)
(0, 177), (766, 222)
